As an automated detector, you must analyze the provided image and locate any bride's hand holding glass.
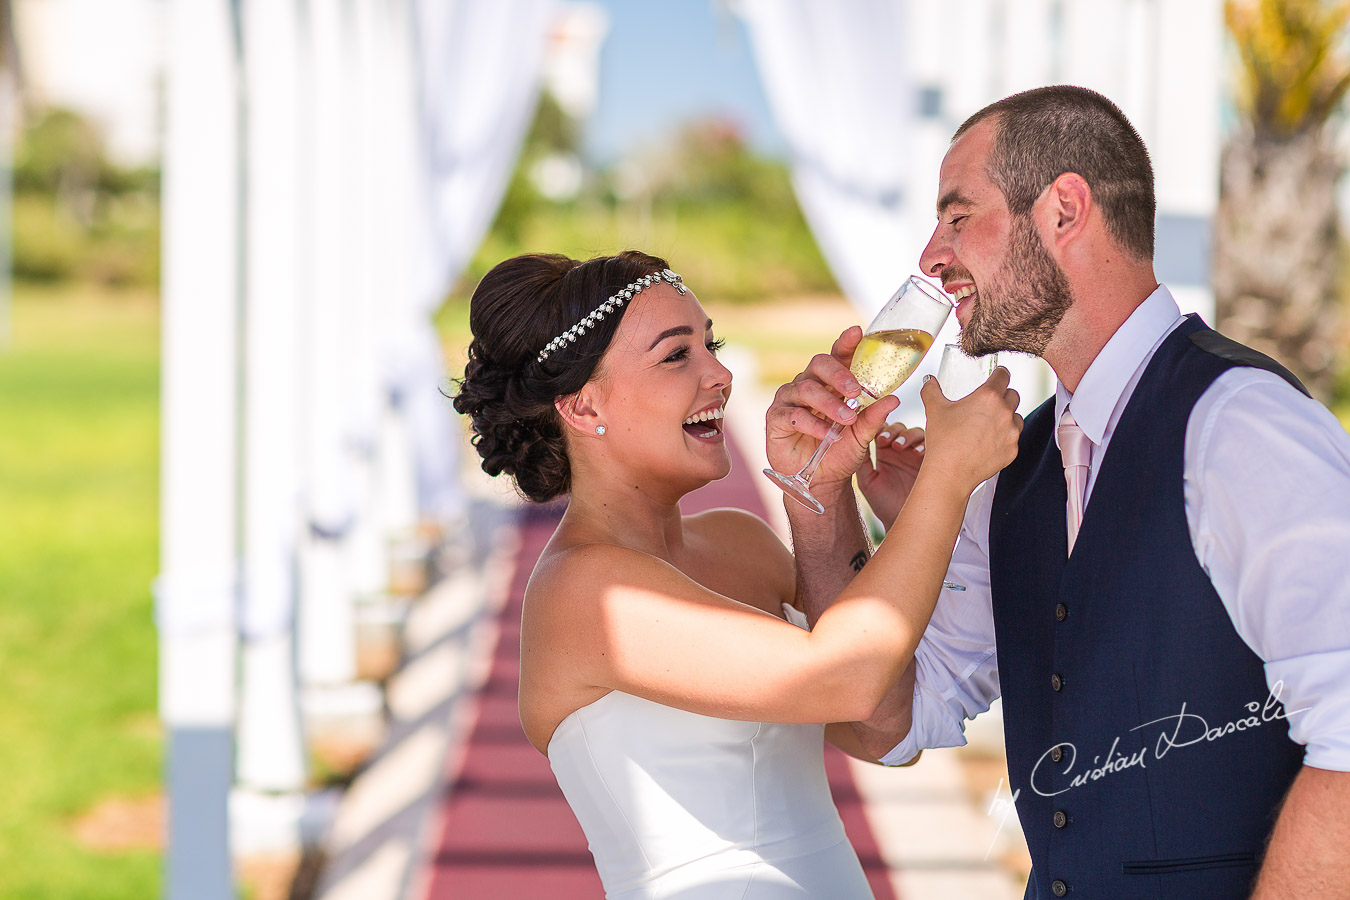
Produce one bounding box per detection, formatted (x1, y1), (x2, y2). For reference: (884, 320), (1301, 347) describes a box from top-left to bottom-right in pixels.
(915, 366), (1023, 494)
(858, 421), (926, 531)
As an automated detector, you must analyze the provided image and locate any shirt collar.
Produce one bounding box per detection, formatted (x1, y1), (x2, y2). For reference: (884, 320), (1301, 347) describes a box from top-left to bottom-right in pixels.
(1053, 285), (1182, 447)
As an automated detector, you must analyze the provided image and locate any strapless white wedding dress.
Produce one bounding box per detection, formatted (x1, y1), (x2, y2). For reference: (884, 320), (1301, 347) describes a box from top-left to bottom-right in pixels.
(548, 690), (874, 899)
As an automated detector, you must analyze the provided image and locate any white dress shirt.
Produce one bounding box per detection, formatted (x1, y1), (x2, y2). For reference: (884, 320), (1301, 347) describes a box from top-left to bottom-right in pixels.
(881, 285), (1350, 772)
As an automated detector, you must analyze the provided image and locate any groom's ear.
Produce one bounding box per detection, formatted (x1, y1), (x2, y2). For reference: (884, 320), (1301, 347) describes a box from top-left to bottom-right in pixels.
(1043, 172), (1092, 249)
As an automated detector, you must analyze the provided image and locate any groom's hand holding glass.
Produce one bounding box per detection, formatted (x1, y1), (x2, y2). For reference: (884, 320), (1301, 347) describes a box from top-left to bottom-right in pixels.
(765, 324), (903, 502)
(765, 276), (951, 513)
(769, 329), (1018, 526)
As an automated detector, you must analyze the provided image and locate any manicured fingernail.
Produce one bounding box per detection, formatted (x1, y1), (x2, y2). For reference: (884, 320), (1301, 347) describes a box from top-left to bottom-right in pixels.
(896, 436), (907, 447)
(923, 374), (933, 384)
(914, 443), (925, 453)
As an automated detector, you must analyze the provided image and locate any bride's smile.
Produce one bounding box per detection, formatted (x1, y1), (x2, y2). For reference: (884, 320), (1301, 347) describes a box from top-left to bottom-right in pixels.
(681, 403), (725, 441)
(564, 282), (735, 493)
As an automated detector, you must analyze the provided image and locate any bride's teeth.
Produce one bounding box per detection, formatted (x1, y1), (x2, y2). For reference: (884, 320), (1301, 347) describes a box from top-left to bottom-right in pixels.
(683, 408), (725, 426)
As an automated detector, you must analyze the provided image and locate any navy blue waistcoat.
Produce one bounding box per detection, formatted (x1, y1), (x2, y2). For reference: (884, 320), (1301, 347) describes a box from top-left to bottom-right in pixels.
(989, 316), (1308, 899)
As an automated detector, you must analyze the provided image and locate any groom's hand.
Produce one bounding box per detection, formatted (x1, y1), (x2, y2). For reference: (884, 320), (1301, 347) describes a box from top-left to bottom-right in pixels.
(766, 326), (899, 494)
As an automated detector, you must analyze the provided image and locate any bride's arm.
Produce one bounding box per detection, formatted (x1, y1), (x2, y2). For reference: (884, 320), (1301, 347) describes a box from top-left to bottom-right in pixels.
(690, 507), (921, 762)
(767, 330), (945, 760)
(527, 374), (1018, 726)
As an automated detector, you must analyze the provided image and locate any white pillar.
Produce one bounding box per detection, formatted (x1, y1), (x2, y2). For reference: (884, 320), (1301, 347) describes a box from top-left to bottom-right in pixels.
(298, 0), (358, 687)
(345, 0), (390, 604)
(157, 0), (241, 896)
(370, 0), (421, 549)
(234, 0), (307, 797)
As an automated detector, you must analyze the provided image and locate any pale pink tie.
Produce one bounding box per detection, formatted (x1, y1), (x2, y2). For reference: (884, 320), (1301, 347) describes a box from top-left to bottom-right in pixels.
(1058, 408), (1092, 555)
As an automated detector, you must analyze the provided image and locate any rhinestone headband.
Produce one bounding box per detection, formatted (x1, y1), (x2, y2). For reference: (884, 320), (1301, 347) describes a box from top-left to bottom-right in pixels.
(537, 268), (687, 363)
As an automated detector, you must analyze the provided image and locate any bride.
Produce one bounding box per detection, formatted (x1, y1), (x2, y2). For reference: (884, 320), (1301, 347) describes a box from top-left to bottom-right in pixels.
(453, 250), (1020, 899)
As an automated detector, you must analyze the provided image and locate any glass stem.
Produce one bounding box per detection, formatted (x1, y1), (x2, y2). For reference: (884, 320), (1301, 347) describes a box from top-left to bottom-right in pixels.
(794, 397), (860, 483)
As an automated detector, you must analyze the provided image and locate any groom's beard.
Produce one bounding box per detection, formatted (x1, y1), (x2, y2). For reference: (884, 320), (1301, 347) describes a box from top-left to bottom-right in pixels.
(960, 215), (1074, 358)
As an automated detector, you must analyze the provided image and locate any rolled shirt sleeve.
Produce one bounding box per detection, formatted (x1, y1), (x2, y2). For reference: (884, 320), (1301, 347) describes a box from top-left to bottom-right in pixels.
(881, 479), (1003, 765)
(1187, 369), (1350, 771)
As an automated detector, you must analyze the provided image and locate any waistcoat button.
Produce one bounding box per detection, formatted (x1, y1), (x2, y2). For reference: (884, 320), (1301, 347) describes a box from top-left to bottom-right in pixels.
(1053, 809), (1068, 828)
(1051, 673), (1064, 691)
(1051, 745), (1064, 762)
(1055, 602), (1068, 621)
(1051, 879), (1069, 897)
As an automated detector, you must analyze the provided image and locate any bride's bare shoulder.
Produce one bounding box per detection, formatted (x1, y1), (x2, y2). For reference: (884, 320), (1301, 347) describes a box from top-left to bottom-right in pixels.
(685, 507), (783, 544)
(684, 508), (795, 600)
(528, 541), (676, 603)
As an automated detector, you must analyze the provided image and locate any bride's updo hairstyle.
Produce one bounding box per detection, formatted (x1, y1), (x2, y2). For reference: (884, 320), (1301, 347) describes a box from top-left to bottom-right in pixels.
(453, 250), (671, 503)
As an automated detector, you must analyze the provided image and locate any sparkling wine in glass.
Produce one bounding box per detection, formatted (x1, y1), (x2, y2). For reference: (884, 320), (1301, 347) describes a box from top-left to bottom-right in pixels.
(764, 276), (951, 514)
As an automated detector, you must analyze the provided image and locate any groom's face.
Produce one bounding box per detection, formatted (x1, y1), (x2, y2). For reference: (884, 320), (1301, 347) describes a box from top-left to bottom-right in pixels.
(919, 119), (1073, 357)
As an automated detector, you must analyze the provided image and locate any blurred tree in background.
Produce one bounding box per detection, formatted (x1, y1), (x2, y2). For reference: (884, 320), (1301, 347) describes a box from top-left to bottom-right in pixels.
(1215, 0), (1350, 401)
(12, 107), (159, 287)
(452, 94), (836, 311)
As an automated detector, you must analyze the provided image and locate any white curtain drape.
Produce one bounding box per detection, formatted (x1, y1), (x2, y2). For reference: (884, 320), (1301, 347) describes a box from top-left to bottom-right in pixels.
(735, 0), (916, 320)
(161, 0), (562, 882)
(414, 0), (559, 298)
(297, 0), (560, 695)
(403, 0), (558, 521)
(736, 0), (977, 418)
(738, 0), (1221, 419)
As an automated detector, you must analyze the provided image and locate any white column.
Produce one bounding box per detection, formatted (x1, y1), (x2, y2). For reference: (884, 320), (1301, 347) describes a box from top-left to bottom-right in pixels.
(298, 0), (358, 688)
(234, 0), (307, 797)
(157, 0), (241, 896)
(345, 0), (390, 604)
(371, 0), (421, 549)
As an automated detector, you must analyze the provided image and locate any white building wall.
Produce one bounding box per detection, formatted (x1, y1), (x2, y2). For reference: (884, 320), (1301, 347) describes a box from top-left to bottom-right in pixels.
(895, 0), (1223, 408)
(907, 0), (1221, 319)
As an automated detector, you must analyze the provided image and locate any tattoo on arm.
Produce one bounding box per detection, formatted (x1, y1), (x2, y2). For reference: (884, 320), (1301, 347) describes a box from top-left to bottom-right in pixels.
(849, 550), (868, 573)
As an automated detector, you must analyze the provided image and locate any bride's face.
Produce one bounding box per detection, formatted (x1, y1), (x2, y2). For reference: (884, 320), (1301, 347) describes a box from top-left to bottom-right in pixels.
(576, 284), (734, 493)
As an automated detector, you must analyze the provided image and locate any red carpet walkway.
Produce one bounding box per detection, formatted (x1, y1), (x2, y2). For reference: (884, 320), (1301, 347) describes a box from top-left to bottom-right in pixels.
(422, 433), (899, 899)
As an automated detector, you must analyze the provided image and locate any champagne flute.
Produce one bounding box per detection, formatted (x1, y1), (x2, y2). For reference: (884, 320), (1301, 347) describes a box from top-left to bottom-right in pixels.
(764, 275), (951, 514)
(923, 343), (1001, 593)
(936, 343), (1000, 400)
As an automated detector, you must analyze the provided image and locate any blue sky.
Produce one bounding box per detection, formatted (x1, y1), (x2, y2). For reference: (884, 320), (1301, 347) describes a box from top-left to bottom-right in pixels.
(584, 0), (784, 162)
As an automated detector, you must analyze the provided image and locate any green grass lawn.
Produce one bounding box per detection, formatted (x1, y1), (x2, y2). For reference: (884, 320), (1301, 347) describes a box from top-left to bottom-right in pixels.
(0, 284), (161, 898)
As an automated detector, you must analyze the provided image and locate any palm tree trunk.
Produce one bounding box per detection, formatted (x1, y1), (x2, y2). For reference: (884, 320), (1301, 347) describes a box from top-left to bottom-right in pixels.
(1213, 126), (1345, 400)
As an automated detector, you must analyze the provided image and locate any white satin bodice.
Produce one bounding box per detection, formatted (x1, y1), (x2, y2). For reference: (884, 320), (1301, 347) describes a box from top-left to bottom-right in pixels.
(547, 690), (873, 899)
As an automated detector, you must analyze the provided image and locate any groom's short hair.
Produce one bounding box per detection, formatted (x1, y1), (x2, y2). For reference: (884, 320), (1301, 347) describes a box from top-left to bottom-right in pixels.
(955, 85), (1156, 262)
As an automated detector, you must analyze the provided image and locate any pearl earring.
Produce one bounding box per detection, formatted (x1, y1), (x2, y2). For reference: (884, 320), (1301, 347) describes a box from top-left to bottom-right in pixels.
(595, 425), (606, 436)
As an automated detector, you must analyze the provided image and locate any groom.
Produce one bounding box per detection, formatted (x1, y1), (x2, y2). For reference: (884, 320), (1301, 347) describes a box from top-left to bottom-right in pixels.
(767, 85), (1350, 898)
